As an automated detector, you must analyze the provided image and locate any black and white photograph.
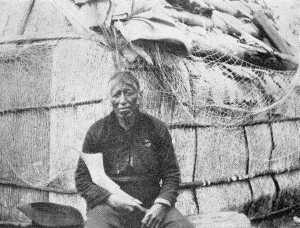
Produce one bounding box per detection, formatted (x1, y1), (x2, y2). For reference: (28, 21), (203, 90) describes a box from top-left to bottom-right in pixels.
(0, 0), (299, 227)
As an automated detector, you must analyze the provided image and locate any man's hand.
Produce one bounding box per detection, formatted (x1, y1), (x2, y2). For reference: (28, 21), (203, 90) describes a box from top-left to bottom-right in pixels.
(106, 194), (146, 213)
(141, 203), (169, 228)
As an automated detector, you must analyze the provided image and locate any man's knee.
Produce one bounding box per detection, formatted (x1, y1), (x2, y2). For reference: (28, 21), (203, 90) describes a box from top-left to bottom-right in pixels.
(163, 208), (195, 228)
(85, 204), (122, 228)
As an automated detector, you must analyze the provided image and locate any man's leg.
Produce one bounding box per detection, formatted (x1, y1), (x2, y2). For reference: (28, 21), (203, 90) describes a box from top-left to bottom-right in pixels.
(84, 204), (123, 228)
(161, 207), (195, 228)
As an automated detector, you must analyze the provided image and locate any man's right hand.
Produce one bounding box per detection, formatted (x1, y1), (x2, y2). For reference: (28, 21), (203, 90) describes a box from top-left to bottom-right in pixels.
(105, 194), (147, 213)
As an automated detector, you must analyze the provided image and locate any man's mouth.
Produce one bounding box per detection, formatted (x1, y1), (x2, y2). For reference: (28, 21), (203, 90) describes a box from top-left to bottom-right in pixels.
(119, 107), (131, 112)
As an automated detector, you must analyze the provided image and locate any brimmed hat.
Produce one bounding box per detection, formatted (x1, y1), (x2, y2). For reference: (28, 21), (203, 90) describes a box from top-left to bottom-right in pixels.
(18, 202), (84, 227)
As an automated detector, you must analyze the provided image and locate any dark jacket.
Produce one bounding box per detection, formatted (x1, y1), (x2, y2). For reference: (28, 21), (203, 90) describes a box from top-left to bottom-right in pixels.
(75, 111), (181, 211)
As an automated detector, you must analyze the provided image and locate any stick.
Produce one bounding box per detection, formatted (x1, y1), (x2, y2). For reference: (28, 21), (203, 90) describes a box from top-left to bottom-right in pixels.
(214, 11), (272, 53)
(16, 0), (35, 35)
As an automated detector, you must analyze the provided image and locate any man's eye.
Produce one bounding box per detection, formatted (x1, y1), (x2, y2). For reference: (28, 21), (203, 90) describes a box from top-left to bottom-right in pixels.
(124, 91), (134, 96)
(112, 93), (121, 98)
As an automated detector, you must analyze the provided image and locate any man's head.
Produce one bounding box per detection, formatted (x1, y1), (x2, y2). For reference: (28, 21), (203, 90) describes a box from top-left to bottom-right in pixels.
(108, 71), (141, 119)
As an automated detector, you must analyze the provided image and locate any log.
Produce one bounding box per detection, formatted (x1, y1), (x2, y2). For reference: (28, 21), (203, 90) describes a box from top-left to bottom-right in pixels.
(201, 0), (240, 17)
(212, 11), (260, 37)
(190, 31), (260, 60)
(166, 0), (212, 14)
(214, 11), (272, 53)
(253, 10), (294, 56)
(189, 28), (298, 70)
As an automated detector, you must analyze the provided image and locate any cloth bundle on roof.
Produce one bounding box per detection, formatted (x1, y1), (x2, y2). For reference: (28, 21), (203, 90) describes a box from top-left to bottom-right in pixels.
(73, 0), (191, 51)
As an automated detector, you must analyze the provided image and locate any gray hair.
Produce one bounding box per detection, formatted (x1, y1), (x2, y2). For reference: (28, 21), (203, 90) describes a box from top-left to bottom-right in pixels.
(108, 71), (140, 92)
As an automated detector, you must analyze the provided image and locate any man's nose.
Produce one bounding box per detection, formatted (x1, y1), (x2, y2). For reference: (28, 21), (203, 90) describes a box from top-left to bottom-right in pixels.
(119, 92), (127, 104)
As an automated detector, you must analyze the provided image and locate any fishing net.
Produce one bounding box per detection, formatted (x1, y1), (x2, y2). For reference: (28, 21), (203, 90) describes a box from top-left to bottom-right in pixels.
(0, 33), (299, 188)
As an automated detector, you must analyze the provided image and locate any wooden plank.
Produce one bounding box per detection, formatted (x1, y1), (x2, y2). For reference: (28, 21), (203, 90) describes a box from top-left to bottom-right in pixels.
(195, 127), (247, 182)
(273, 170), (300, 211)
(248, 176), (276, 218)
(0, 185), (48, 223)
(49, 192), (87, 221)
(196, 181), (252, 214)
(23, 0), (75, 36)
(171, 128), (196, 183)
(176, 190), (198, 216)
(245, 124), (272, 174)
(270, 121), (300, 171)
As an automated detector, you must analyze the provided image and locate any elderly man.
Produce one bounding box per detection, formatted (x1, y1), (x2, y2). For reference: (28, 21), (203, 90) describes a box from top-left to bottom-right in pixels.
(75, 71), (194, 228)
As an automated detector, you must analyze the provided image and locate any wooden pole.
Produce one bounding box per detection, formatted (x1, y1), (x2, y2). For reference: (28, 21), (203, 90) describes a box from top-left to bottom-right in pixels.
(253, 10), (294, 56)
(16, 0), (35, 35)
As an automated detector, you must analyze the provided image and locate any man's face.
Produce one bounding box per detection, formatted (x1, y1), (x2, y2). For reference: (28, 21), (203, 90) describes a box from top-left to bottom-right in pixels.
(109, 80), (140, 118)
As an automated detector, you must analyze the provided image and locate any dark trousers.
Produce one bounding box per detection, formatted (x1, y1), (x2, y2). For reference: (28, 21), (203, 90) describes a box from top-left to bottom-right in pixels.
(84, 204), (195, 228)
